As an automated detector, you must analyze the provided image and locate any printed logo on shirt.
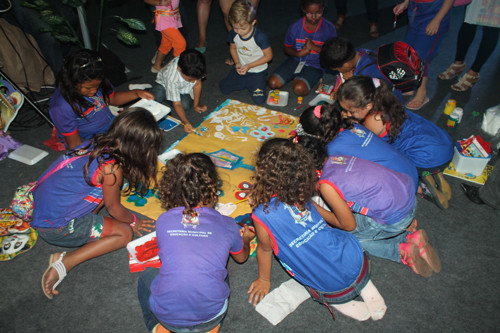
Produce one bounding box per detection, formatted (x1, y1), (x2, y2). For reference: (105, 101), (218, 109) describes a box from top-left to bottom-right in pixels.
(283, 203), (312, 227)
(329, 156), (346, 165)
(350, 128), (366, 138)
(181, 213), (199, 228)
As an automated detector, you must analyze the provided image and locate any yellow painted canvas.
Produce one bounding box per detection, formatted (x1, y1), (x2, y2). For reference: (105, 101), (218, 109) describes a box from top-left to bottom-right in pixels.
(123, 99), (298, 220)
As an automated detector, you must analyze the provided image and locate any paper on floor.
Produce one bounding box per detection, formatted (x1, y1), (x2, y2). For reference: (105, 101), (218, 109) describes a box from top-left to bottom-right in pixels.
(255, 278), (310, 326)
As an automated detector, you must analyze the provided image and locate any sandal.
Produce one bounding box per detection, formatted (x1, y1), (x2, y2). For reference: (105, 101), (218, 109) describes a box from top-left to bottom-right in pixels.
(406, 230), (442, 273)
(400, 243), (432, 278)
(438, 62), (466, 80)
(369, 23), (379, 38)
(433, 172), (451, 201)
(451, 71), (480, 92)
(334, 15), (346, 30)
(420, 173), (448, 210)
(41, 252), (67, 299)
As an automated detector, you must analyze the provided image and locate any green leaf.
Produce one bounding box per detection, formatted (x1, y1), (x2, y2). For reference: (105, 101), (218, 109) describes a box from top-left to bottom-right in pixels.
(115, 17), (146, 31)
(61, 0), (87, 7)
(20, 0), (49, 10)
(116, 28), (139, 46)
(40, 14), (66, 25)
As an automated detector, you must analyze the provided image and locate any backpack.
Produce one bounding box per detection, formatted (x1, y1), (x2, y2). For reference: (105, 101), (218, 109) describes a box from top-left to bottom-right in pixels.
(356, 41), (424, 93)
(376, 41), (424, 93)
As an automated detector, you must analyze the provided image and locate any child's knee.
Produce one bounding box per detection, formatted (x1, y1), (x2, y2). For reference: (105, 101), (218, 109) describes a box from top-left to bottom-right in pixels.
(292, 80), (310, 96)
(268, 75), (283, 89)
(251, 88), (266, 104)
(181, 94), (193, 111)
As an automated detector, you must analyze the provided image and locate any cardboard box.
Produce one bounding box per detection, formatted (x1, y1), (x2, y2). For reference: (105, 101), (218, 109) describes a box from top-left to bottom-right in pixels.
(450, 145), (491, 177)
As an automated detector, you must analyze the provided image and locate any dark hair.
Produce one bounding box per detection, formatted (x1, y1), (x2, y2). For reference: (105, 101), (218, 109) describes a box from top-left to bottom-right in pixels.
(293, 135), (327, 171)
(336, 76), (406, 142)
(57, 49), (113, 118)
(300, 0), (326, 11)
(78, 107), (162, 194)
(299, 103), (353, 144)
(178, 49), (207, 80)
(320, 37), (355, 70)
(250, 138), (317, 211)
(159, 153), (219, 217)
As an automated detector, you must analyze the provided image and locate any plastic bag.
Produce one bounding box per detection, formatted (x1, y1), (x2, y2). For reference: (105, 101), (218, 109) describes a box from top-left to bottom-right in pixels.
(481, 104), (500, 136)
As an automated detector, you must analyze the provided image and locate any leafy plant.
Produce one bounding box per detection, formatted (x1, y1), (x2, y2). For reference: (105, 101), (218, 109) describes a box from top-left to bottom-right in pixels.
(21, 0), (146, 51)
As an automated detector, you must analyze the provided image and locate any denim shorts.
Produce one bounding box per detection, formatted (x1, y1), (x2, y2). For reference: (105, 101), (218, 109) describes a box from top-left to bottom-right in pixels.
(271, 57), (324, 90)
(307, 252), (371, 306)
(35, 213), (105, 247)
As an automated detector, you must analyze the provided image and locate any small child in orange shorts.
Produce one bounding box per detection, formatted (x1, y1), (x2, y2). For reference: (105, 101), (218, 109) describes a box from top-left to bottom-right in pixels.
(150, 0), (186, 73)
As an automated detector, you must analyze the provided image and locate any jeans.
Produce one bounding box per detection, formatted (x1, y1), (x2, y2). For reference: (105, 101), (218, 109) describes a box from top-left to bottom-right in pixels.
(137, 268), (228, 333)
(351, 205), (416, 263)
(219, 69), (267, 105)
(150, 84), (193, 112)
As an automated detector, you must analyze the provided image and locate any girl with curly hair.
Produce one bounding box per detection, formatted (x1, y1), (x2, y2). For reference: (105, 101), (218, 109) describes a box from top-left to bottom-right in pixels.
(137, 152), (254, 332)
(298, 103), (419, 189)
(336, 75), (454, 210)
(50, 49), (155, 149)
(32, 108), (162, 300)
(295, 135), (441, 278)
(248, 138), (387, 322)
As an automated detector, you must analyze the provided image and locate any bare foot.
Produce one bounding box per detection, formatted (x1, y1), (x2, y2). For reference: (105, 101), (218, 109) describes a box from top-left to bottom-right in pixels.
(407, 218), (418, 233)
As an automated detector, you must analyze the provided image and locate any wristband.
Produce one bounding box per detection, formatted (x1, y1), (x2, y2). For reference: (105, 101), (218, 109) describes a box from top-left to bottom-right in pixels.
(130, 214), (137, 227)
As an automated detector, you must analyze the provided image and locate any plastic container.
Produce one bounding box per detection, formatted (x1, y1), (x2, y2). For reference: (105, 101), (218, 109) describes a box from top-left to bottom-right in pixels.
(8, 145), (48, 165)
(451, 145), (490, 177)
(266, 90), (289, 107)
(443, 99), (456, 116)
(447, 107), (463, 128)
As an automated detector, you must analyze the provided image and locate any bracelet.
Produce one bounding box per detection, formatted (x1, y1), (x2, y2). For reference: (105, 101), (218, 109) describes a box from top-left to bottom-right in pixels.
(130, 213), (137, 227)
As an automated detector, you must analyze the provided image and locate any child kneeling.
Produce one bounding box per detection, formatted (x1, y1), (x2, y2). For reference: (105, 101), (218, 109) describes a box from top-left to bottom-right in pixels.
(248, 138), (387, 321)
(137, 153), (254, 332)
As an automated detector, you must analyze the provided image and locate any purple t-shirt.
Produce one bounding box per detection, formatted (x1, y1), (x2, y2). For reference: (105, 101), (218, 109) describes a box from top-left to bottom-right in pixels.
(49, 87), (115, 142)
(319, 155), (416, 225)
(32, 143), (106, 228)
(252, 197), (364, 292)
(284, 17), (337, 70)
(149, 207), (244, 327)
(326, 123), (419, 189)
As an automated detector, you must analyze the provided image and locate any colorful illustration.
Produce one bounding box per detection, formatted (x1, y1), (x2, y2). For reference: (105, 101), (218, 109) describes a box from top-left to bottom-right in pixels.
(0, 76), (24, 131)
(0, 208), (37, 261)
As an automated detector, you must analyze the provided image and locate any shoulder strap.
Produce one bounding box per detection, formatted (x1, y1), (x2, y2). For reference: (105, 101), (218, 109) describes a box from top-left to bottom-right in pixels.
(356, 50), (377, 74)
(34, 154), (88, 189)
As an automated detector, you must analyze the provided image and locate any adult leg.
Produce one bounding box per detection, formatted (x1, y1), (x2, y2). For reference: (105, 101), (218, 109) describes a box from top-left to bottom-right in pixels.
(42, 217), (133, 298)
(469, 25), (500, 73)
(196, 0), (213, 50)
(438, 22), (475, 80)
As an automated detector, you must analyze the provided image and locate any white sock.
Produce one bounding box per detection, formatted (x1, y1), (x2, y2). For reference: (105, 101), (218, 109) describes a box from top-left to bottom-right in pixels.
(331, 301), (371, 321)
(128, 83), (152, 90)
(360, 280), (387, 320)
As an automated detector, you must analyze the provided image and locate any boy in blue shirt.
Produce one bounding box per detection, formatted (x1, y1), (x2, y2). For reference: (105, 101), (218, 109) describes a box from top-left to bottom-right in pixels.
(219, 0), (272, 105)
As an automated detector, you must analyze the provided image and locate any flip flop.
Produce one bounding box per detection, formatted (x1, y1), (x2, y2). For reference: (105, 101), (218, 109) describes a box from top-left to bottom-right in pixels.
(406, 230), (442, 273)
(41, 252), (67, 299)
(405, 96), (430, 111)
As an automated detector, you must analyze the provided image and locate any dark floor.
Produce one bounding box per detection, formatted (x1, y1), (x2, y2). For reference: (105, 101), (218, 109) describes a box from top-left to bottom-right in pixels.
(1, 1), (499, 332)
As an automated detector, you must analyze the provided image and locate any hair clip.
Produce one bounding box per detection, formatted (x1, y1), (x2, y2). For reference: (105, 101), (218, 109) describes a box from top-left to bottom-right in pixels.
(313, 105), (322, 118)
(293, 136), (299, 144)
(80, 57), (103, 69)
(315, 169), (322, 178)
(372, 77), (381, 88)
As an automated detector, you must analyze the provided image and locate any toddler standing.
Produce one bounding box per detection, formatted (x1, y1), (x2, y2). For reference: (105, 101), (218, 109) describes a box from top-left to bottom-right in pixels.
(219, 0), (273, 104)
(148, 0), (187, 73)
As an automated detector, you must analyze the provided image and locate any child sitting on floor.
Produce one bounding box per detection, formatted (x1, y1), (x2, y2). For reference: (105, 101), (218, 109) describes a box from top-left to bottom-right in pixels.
(319, 37), (403, 102)
(336, 75), (453, 210)
(219, 0), (273, 105)
(295, 135), (441, 278)
(151, 49), (207, 133)
(137, 153), (254, 333)
(33, 108), (162, 299)
(267, 0), (336, 96)
(248, 138), (387, 322)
